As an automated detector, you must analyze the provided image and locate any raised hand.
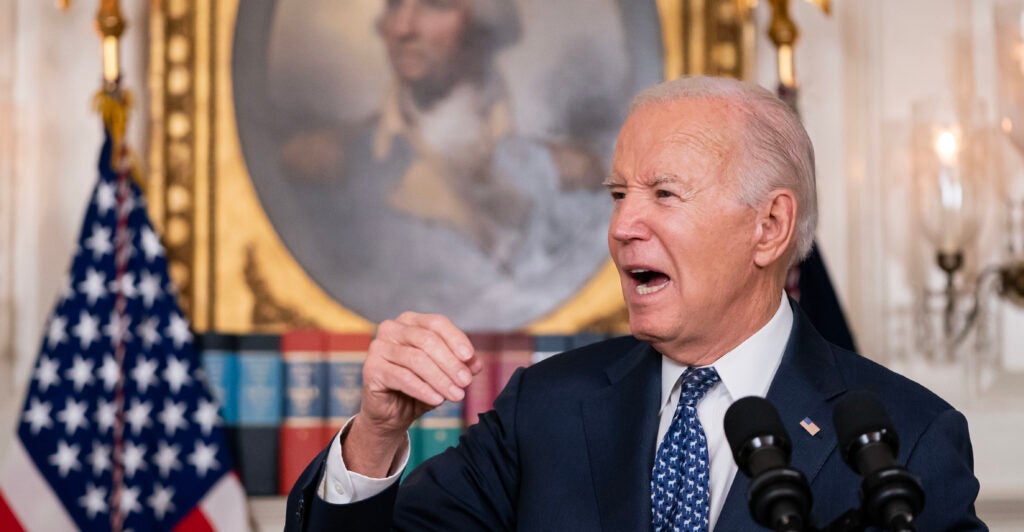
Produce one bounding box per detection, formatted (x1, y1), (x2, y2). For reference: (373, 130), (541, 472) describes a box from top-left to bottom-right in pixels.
(344, 312), (481, 478)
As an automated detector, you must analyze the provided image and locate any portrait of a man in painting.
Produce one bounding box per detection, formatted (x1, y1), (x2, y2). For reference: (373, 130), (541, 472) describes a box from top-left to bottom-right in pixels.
(232, 0), (663, 328)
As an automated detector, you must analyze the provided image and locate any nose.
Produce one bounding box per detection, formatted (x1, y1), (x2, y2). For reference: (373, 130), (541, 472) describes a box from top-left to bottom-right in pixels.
(608, 195), (651, 243)
(387, 0), (418, 37)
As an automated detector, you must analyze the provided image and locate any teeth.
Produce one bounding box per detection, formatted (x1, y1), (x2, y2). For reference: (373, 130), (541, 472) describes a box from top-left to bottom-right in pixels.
(636, 282), (668, 295)
(630, 269), (649, 274)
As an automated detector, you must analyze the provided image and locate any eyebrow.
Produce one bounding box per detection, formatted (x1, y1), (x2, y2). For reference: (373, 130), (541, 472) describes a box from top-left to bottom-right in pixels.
(602, 175), (625, 188)
(647, 174), (684, 186)
(602, 174), (689, 189)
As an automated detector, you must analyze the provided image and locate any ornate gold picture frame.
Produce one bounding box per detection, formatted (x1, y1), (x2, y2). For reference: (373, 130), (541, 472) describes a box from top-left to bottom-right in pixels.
(147, 0), (752, 334)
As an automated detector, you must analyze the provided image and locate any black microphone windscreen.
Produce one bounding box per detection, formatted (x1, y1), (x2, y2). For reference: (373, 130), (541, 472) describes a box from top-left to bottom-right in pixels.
(724, 396), (789, 461)
(833, 390), (897, 454)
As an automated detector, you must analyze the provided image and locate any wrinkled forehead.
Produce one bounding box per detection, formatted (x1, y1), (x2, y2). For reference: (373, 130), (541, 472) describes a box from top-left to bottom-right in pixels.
(613, 100), (742, 176)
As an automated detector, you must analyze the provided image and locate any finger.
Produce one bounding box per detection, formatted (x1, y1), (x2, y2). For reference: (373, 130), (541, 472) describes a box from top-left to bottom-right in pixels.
(466, 354), (484, 375)
(385, 344), (467, 402)
(395, 326), (474, 388)
(396, 312), (475, 361)
(377, 361), (446, 407)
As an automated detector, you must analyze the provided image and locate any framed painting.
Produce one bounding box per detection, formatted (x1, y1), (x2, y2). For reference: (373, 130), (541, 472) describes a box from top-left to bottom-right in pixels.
(147, 0), (753, 333)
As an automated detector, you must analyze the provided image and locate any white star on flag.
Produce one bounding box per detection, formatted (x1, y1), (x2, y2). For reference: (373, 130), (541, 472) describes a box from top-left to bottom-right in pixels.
(154, 441), (182, 477)
(148, 484), (176, 520)
(83, 224), (113, 260)
(65, 355), (95, 392)
(22, 398), (53, 435)
(98, 355), (120, 391)
(45, 317), (68, 350)
(94, 398), (117, 434)
(123, 441), (148, 479)
(131, 355), (159, 393)
(71, 311), (101, 349)
(49, 440), (82, 478)
(158, 398), (189, 436)
(140, 226), (164, 261)
(56, 397), (89, 435)
(125, 398), (153, 435)
(137, 270), (162, 308)
(187, 441), (220, 477)
(87, 441), (112, 476)
(33, 355), (62, 391)
(163, 355), (192, 394)
(78, 483), (109, 520)
(94, 180), (116, 214)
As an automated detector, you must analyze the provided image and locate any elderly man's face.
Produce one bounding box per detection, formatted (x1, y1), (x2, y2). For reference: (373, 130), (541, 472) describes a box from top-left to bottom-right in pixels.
(607, 99), (763, 363)
(379, 0), (471, 91)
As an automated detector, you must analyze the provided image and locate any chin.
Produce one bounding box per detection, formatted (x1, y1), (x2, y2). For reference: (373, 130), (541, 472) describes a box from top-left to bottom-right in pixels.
(627, 316), (665, 344)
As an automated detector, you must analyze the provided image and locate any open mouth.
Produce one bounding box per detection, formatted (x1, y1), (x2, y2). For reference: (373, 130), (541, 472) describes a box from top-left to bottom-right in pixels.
(628, 269), (670, 295)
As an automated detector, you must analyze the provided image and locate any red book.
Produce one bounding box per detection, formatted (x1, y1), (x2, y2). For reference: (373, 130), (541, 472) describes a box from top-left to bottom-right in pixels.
(497, 333), (533, 395)
(463, 332), (498, 426)
(278, 329), (328, 495)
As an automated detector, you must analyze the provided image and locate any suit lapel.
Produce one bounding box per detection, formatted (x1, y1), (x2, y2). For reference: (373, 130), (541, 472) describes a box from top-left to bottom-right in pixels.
(715, 301), (847, 530)
(581, 342), (662, 531)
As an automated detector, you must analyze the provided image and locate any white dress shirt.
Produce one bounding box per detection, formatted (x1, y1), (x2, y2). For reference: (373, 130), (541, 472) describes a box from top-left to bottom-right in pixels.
(657, 293), (792, 529)
(320, 294), (794, 521)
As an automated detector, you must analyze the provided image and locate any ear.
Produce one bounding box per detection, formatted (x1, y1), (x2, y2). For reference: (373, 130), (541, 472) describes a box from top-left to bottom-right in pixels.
(752, 189), (797, 269)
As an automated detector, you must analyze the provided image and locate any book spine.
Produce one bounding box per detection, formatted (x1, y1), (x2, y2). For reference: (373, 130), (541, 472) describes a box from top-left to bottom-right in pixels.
(325, 333), (370, 442)
(463, 332), (497, 427)
(279, 330), (328, 495)
(531, 334), (571, 365)
(496, 333), (533, 396)
(196, 333), (239, 428)
(236, 334), (283, 496)
(415, 400), (463, 466)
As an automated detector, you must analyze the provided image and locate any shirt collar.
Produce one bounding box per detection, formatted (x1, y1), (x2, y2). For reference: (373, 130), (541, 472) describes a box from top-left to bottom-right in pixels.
(660, 293), (793, 410)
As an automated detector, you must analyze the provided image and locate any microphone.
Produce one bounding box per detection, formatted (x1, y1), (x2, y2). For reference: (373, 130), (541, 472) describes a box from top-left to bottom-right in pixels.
(833, 391), (925, 531)
(725, 396), (813, 532)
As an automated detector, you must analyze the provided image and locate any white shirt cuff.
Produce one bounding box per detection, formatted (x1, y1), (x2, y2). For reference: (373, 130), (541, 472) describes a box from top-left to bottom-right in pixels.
(316, 416), (410, 504)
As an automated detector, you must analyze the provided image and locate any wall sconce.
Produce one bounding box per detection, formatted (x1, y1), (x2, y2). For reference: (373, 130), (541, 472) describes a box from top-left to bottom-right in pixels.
(911, 97), (1024, 360)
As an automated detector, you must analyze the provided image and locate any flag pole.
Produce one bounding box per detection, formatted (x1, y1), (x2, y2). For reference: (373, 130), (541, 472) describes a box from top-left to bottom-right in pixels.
(90, 3), (135, 530)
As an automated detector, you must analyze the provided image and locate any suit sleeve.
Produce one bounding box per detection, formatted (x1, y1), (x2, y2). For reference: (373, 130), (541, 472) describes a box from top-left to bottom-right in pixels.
(392, 368), (524, 530)
(285, 368), (526, 531)
(905, 408), (987, 531)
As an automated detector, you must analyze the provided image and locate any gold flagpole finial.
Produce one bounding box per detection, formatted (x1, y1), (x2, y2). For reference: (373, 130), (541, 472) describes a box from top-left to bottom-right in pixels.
(57, 0), (72, 11)
(95, 0), (126, 89)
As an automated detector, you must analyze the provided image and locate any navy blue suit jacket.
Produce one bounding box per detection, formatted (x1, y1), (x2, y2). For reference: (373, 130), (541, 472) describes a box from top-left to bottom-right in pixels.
(285, 304), (984, 530)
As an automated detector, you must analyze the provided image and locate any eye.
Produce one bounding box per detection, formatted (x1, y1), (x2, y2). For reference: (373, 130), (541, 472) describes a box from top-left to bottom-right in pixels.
(655, 189), (674, 199)
(609, 190), (625, 201)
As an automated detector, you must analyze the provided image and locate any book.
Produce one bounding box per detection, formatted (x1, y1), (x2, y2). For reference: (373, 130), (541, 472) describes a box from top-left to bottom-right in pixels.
(279, 329), (328, 495)
(325, 333), (370, 442)
(413, 400), (463, 469)
(236, 333), (283, 496)
(571, 331), (606, 350)
(463, 332), (498, 427)
(497, 333), (533, 393)
(532, 334), (571, 365)
(194, 332), (239, 429)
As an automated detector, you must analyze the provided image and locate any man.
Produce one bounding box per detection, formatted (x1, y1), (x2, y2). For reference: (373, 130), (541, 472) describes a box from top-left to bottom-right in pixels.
(280, 0), (613, 328)
(286, 76), (984, 530)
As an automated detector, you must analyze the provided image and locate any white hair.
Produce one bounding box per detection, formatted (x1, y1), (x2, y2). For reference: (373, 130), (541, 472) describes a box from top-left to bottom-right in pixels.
(630, 76), (818, 264)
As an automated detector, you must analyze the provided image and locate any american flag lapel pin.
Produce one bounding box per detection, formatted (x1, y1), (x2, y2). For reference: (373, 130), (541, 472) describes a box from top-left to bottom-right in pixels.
(800, 417), (821, 436)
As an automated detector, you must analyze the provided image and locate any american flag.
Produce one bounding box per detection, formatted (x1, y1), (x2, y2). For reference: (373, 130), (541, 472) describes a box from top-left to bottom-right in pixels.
(0, 131), (248, 530)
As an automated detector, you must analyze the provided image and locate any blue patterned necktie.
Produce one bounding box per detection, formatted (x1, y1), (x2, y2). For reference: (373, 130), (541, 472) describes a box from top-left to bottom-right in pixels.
(651, 366), (721, 532)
